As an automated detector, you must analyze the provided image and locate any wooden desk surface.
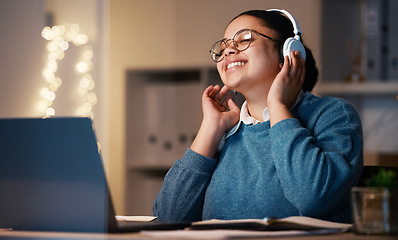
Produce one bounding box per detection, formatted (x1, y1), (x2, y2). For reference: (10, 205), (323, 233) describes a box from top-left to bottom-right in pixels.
(0, 229), (397, 240)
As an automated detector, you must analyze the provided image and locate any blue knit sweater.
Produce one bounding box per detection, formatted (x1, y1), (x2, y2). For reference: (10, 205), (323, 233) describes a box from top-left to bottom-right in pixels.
(153, 93), (363, 223)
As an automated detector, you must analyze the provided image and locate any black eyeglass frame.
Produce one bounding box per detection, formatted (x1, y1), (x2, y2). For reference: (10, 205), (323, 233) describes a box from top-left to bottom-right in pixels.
(209, 29), (275, 62)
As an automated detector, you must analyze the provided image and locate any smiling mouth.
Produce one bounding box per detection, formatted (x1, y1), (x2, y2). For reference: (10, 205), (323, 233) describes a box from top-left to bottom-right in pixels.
(226, 61), (246, 70)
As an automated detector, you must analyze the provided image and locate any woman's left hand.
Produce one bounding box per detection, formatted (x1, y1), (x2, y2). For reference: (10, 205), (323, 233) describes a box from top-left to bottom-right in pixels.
(268, 50), (306, 127)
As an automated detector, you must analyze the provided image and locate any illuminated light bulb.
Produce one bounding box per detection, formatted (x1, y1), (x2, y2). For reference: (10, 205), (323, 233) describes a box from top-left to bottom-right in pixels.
(51, 26), (61, 36)
(55, 77), (62, 86)
(38, 100), (49, 113)
(80, 77), (90, 88)
(56, 51), (65, 60)
(40, 88), (49, 98)
(66, 31), (77, 42)
(76, 107), (85, 116)
(41, 27), (54, 40)
(46, 74), (55, 83)
(49, 83), (58, 91)
(53, 36), (63, 45)
(64, 33), (72, 42)
(87, 80), (95, 90)
(71, 23), (80, 32)
(77, 86), (87, 95)
(76, 62), (88, 73)
(47, 60), (58, 73)
(50, 77), (61, 91)
(42, 68), (52, 78)
(83, 49), (93, 60)
(87, 92), (97, 104)
(58, 25), (66, 34)
(83, 102), (92, 112)
(83, 74), (92, 79)
(40, 24), (96, 118)
(46, 66), (57, 74)
(47, 42), (58, 52)
(77, 34), (88, 45)
(46, 107), (55, 116)
(48, 52), (58, 61)
(59, 41), (69, 51)
(46, 91), (56, 101)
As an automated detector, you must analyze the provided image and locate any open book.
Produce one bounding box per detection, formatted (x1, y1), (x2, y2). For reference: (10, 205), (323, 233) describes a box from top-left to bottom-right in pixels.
(190, 216), (352, 231)
(115, 215), (157, 222)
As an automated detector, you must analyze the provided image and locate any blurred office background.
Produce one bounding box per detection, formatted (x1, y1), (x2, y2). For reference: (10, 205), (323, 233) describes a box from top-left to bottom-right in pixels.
(1, 0), (397, 216)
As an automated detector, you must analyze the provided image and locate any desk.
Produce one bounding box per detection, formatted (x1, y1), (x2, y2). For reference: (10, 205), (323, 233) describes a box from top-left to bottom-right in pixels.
(0, 229), (397, 240)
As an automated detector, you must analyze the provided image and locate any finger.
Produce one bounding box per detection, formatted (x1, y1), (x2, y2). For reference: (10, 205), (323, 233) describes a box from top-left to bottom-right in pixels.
(227, 97), (239, 112)
(203, 85), (215, 98)
(209, 85), (221, 99)
(213, 85), (228, 102)
(293, 51), (302, 77)
(295, 51), (305, 81)
(203, 85), (213, 95)
(300, 58), (306, 83)
(292, 52), (305, 85)
(281, 55), (291, 75)
(279, 56), (291, 79)
(290, 51), (303, 80)
(220, 94), (232, 110)
(290, 51), (298, 71)
(219, 85), (230, 95)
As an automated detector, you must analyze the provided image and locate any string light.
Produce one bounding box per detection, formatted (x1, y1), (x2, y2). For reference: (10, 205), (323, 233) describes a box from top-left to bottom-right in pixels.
(40, 24), (97, 118)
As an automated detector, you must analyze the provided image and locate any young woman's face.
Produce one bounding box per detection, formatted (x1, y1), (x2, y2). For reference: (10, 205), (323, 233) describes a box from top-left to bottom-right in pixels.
(217, 15), (281, 95)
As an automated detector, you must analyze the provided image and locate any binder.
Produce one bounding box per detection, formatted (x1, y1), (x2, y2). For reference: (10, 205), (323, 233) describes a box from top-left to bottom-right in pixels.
(388, 0), (398, 80)
(362, 0), (388, 81)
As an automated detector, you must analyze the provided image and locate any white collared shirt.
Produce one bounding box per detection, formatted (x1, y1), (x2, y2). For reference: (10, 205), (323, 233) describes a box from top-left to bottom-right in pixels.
(217, 91), (305, 152)
(240, 101), (270, 125)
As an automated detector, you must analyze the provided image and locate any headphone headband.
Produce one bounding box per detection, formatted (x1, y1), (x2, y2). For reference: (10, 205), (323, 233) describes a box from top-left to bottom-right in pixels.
(267, 9), (302, 40)
(266, 9), (306, 61)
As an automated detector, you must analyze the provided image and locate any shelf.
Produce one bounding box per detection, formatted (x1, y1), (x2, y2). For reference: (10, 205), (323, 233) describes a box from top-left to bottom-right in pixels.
(128, 161), (172, 172)
(364, 152), (398, 168)
(126, 152), (398, 171)
(315, 82), (398, 95)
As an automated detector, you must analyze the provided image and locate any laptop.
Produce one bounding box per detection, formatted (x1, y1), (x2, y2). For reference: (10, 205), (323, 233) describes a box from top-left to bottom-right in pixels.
(0, 117), (189, 233)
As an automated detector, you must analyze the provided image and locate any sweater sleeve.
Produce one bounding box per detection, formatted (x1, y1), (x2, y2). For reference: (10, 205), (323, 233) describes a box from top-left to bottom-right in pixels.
(152, 148), (217, 222)
(269, 98), (363, 220)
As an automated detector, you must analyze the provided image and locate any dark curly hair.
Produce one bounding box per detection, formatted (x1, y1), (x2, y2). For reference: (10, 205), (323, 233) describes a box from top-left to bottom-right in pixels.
(231, 10), (319, 92)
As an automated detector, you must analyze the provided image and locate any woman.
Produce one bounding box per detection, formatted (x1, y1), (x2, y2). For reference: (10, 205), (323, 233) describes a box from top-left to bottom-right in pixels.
(153, 9), (363, 223)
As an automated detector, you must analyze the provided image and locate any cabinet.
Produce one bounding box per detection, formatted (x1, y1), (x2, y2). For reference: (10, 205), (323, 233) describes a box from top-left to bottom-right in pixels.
(124, 68), (203, 215)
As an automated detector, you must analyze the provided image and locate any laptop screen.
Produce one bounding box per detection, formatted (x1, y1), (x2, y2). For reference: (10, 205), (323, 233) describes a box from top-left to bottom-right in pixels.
(0, 117), (116, 232)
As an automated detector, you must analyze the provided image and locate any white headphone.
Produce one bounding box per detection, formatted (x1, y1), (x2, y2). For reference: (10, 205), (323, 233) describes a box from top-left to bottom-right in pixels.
(267, 9), (306, 61)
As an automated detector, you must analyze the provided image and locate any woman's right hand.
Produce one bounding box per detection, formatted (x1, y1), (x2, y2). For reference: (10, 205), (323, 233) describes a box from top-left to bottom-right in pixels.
(202, 85), (240, 131)
(190, 85), (240, 158)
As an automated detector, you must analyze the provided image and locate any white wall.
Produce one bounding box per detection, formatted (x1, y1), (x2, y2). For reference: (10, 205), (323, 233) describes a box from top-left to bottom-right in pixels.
(0, 0), (46, 118)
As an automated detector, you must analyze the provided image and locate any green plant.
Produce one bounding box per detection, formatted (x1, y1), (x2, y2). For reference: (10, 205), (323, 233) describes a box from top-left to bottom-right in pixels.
(365, 168), (398, 190)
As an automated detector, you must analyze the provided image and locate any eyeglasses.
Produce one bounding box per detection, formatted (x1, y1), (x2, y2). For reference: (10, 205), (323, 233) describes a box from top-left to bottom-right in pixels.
(209, 29), (275, 62)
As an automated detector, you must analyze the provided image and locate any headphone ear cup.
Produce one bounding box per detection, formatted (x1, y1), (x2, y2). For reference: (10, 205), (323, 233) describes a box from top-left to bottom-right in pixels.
(283, 37), (306, 62)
